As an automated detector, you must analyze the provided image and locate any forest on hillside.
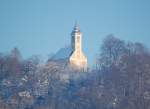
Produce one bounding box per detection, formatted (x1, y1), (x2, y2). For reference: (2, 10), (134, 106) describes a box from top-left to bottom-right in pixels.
(0, 35), (150, 109)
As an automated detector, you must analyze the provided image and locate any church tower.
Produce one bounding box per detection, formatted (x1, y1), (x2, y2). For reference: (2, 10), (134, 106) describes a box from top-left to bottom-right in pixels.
(69, 23), (87, 71)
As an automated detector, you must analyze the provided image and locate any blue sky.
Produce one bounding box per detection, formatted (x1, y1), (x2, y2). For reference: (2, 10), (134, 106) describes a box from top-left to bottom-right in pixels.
(0, 0), (150, 65)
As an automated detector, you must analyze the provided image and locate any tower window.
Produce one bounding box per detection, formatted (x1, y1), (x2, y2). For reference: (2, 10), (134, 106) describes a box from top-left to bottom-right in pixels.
(77, 36), (80, 42)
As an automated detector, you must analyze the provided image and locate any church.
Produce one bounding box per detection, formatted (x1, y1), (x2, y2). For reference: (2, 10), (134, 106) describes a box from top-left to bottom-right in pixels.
(49, 23), (88, 71)
(69, 23), (87, 70)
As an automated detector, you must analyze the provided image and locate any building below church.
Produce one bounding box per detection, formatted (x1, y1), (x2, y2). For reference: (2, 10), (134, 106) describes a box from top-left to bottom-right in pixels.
(69, 23), (87, 71)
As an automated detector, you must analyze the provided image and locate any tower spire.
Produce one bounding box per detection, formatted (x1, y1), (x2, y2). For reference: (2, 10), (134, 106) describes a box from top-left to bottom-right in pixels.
(73, 21), (80, 33)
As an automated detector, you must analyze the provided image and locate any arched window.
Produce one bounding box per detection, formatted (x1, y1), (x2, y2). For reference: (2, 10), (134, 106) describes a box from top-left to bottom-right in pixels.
(77, 36), (80, 43)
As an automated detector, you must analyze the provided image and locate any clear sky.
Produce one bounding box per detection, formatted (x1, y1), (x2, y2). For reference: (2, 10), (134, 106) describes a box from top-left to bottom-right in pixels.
(0, 0), (150, 65)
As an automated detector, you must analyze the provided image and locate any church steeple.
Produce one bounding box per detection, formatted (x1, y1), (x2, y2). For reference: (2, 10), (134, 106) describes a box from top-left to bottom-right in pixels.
(69, 23), (87, 71)
(71, 22), (82, 52)
(72, 22), (80, 33)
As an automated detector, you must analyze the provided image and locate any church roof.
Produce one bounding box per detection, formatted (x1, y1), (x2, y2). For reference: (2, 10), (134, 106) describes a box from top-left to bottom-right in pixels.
(48, 46), (72, 61)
